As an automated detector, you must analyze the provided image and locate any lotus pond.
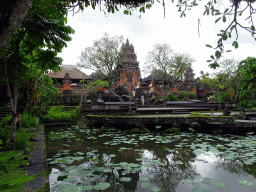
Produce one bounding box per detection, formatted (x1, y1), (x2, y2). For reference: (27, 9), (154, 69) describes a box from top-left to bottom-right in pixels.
(45, 125), (256, 192)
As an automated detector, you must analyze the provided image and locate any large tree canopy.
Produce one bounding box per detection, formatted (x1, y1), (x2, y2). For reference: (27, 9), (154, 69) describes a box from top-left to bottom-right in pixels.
(1, 0), (255, 69)
(237, 57), (256, 108)
(143, 43), (194, 88)
(0, 0), (75, 149)
(76, 32), (125, 86)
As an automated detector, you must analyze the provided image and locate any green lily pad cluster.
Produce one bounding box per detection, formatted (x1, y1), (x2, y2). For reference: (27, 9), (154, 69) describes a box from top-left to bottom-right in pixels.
(47, 125), (256, 192)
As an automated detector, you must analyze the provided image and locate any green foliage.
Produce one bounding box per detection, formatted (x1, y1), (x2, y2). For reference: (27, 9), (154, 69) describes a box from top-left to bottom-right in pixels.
(166, 127), (180, 133)
(42, 106), (79, 121)
(37, 75), (63, 106)
(179, 91), (187, 100)
(165, 93), (179, 101)
(0, 114), (12, 151)
(0, 175), (35, 191)
(15, 130), (30, 150)
(212, 128), (223, 134)
(70, 93), (81, 105)
(20, 111), (39, 128)
(237, 57), (256, 109)
(76, 33), (124, 87)
(198, 77), (217, 90)
(188, 92), (197, 99)
(212, 91), (231, 102)
(130, 128), (140, 132)
(90, 80), (109, 91)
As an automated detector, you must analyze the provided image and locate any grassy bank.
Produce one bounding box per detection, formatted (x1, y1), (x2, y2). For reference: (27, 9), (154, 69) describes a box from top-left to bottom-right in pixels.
(0, 107), (46, 191)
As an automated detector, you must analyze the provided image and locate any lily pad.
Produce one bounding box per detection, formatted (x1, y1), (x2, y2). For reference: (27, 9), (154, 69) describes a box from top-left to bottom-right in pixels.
(120, 177), (132, 182)
(146, 174), (155, 179)
(119, 162), (128, 166)
(181, 179), (193, 184)
(151, 187), (161, 191)
(139, 177), (149, 181)
(192, 182), (201, 186)
(141, 183), (150, 188)
(114, 167), (123, 170)
(103, 169), (112, 173)
(94, 182), (111, 190)
(238, 180), (256, 186)
(192, 187), (209, 192)
(213, 183), (227, 188)
(63, 176), (76, 182)
(201, 180), (213, 185)
(81, 185), (94, 191)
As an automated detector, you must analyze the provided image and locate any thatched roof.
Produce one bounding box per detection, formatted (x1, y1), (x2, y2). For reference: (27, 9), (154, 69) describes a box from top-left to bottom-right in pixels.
(142, 74), (171, 82)
(47, 65), (92, 80)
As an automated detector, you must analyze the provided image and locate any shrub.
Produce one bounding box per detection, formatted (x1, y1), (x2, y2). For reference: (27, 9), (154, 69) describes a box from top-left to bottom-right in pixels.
(43, 106), (79, 121)
(20, 111), (39, 128)
(212, 91), (230, 102)
(70, 94), (81, 105)
(15, 130), (29, 150)
(88, 91), (96, 98)
(168, 93), (179, 101)
(179, 91), (187, 100)
(0, 114), (12, 151)
(188, 92), (197, 100)
(156, 95), (164, 99)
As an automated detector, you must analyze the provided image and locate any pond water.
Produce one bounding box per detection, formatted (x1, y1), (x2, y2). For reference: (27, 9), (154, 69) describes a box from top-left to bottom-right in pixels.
(45, 125), (256, 192)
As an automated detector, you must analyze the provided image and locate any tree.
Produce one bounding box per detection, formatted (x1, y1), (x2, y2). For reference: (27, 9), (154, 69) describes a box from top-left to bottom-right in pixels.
(212, 59), (241, 102)
(237, 57), (256, 109)
(76, 32), (125, 87)
(0, 0), (33, 52)
(0, 0), (75, 149)
(143, 43), (194, 88)
(1, 0), (255, 69)
(143, 43), (195, 103)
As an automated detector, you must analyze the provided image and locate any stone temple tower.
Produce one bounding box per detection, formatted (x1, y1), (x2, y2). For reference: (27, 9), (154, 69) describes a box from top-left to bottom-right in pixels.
(116, 39), (141, 91)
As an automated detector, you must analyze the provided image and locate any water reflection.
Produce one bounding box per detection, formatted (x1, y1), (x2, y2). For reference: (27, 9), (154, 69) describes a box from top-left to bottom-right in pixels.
(46, 127), (256, 192)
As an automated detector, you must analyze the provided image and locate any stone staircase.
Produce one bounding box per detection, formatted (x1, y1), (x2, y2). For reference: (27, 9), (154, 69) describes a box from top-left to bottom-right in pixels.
(169, 109), (189, 114)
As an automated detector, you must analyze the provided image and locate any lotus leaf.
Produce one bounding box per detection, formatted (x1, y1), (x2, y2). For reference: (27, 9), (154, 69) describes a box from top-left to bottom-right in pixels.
(103, 169), (112, 172)
(192, 182), (201, 186)
(213, 183), (227, 188)
(238, 180), (256, 186)
(140, 177), (149, 181)
(146, 174), (155, 179)
(120, 177), (132, 182)
(114, 167), (122, 170)
(181, 179), (193, 184)
(192, 187), (209, 192)
(141, 183), (150, 188)
(151, 187), (161, 191)
(104, 162), (113, 166)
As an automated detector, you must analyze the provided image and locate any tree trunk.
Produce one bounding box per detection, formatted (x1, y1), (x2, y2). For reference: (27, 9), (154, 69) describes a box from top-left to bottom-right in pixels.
(4, 50), (19, 150)
(0, 0), (33, 52)
(153, 84), (172, 105)
(109, 88), (124, 102)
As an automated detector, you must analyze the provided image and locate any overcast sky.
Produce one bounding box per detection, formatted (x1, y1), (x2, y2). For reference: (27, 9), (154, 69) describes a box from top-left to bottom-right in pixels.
(57, 1), (256, 78)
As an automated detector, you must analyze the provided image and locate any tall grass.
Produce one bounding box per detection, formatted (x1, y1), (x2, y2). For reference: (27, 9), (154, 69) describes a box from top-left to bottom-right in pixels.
(15, 130), (30, 150)
(20, 111), (40, 128)
(0, 114), (12, 151)
(42, 106), (79, 121)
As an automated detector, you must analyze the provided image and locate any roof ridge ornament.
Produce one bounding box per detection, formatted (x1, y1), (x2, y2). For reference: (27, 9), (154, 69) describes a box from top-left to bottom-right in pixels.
(126, 38), (129, 45)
